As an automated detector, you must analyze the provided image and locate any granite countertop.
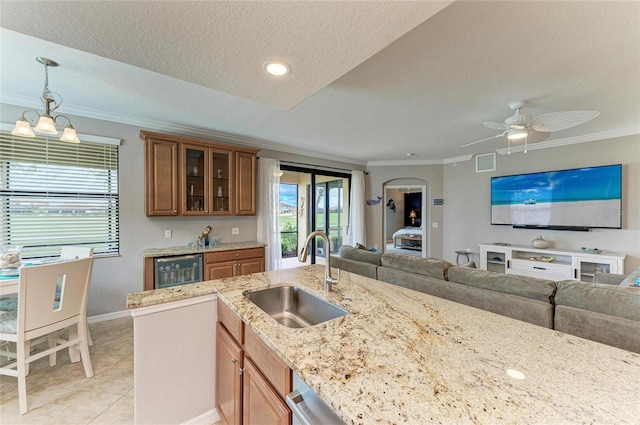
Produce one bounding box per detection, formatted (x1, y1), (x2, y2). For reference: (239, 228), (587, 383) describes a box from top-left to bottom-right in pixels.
(127, 266), (640, 424)
(141, 241), (264, 258)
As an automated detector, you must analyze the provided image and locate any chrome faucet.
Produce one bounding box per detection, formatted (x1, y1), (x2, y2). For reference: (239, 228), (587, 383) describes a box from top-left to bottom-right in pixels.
(298, 231), (340, 292)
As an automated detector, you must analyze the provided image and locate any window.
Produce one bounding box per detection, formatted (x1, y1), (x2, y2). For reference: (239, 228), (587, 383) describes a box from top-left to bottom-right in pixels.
(0, 132), (119, 259)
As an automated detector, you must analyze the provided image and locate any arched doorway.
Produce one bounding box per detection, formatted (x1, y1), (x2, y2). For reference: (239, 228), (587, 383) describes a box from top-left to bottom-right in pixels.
(383, 180), (429, 258)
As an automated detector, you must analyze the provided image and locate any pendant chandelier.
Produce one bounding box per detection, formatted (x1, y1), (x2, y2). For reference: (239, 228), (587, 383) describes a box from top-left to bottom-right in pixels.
(11, 57), (81, 144)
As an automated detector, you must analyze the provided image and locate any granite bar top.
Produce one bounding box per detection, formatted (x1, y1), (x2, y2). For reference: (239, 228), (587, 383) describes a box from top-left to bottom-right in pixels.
(127, 266), (640, 424)
(141, 241), (264, 258)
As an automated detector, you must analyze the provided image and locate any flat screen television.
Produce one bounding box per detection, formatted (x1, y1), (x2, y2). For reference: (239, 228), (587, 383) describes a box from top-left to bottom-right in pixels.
(491, 164), (622, 230)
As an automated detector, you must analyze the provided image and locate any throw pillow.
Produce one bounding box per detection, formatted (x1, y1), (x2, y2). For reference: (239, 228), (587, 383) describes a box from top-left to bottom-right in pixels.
(619, 267), (640, 287)
(356, 243), (367, 250)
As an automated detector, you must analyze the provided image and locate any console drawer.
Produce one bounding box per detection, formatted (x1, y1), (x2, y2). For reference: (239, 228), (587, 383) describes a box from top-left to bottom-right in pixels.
(510, 259), (572, 279)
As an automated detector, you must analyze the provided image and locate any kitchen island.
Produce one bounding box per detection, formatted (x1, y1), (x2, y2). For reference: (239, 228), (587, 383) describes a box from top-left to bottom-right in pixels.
(128, 265), (640, 424)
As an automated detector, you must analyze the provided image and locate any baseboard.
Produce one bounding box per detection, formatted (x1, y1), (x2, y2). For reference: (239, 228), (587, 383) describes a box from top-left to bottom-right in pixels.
(87, 309), (130, 324)
(181, 408), (220, 425)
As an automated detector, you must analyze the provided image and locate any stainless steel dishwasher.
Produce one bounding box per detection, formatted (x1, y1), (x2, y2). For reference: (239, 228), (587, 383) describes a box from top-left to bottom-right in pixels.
(285, 373), (345, 425)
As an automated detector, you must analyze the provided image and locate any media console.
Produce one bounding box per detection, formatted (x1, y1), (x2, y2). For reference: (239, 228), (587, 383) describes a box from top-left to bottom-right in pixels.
(479, 243), (626, 282)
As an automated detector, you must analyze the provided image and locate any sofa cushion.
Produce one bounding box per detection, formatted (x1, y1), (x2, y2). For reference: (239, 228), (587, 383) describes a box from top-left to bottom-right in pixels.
(555, 280), (640, 322)
(380, 254), (452, 280)
(330, 255), (378, 279)
(447, 267), (556, 303)
(620, 267), (640, 287)
(338, 245), (381, 266)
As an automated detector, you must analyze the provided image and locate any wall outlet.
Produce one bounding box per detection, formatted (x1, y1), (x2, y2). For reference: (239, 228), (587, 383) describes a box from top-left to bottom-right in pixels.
(432, 222), (439, 228)
(164, 230), (172, 238)
(232, 227), (240, 235)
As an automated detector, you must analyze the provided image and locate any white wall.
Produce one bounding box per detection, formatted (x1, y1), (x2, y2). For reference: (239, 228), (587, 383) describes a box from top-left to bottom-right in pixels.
(385, 188), (405, 241)
(442, 135), (640, 272)
(366, 166), (444, 257)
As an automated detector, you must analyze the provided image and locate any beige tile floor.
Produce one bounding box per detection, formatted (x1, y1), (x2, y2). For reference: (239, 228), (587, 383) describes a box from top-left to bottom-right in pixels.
(1, 317), (134, 424)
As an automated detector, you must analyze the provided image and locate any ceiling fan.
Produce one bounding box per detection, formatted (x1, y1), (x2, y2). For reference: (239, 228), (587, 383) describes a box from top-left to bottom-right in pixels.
(461, 101), (600, 153)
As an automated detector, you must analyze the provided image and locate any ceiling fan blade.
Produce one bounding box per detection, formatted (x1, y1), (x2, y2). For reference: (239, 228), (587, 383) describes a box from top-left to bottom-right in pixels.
(482, 121), (509, 130)
(525, 130), (551, 143)
(461, 133), (505, 148)
(531, 110), (600, 132)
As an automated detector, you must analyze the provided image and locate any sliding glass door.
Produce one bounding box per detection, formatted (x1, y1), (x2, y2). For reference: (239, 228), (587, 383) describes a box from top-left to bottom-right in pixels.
(279, 166), (350, 269)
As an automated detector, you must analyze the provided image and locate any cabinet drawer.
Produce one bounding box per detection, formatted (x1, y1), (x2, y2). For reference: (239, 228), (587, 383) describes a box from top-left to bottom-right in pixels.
(206, 247), (264, 263)
(510, 259), (572, 279)
(244, 326), (291, 399)
(218, 298), (244, 344)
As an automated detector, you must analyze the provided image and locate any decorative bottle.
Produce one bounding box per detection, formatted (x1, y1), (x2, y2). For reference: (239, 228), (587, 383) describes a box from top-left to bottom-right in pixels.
(532, 236), (549, 249)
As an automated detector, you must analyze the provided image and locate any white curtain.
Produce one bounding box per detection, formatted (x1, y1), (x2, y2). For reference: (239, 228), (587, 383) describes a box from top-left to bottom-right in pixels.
(347, 170), (366, 247)
(257, 158), (282, 271)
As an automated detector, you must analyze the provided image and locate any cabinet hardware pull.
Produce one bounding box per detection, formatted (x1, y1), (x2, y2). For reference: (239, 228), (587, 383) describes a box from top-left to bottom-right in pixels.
(231, 358), (237, 363)
(533, 266), (546, 270)
(239, 368), (245, 375)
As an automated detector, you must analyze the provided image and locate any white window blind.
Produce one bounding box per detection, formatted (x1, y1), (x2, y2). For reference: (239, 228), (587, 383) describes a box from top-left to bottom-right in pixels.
(0, 132), (119, 258)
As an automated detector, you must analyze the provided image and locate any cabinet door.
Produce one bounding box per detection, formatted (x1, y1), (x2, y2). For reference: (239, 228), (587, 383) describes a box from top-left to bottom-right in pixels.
(181, 144), (210, 215)
(216, 323), (243, 425)
(210, 148), (234, 216)
(145, 139), (178, 216)
(574, 256), (621, 282)
(243, 358), (291, 425)
(238, 257), (265, 276)
(235, 151), (257, 215)
(480, 245), (510, 273)
(206, 260), (237, 280)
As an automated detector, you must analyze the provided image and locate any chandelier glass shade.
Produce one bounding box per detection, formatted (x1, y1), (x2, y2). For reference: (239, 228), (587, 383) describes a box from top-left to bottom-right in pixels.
(11, 57), (81, 144)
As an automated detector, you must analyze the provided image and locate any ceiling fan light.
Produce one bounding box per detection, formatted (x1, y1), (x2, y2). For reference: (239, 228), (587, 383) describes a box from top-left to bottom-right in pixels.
(60, 126), (81, 143)
(11, 119), (36, 138)
(508, 129), (528, 140)
(34, 116), (58, 134)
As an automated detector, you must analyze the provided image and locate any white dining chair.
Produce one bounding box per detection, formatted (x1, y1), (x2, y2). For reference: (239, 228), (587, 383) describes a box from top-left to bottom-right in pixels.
(60, 246), (94, 347)
(0, 257), (94, 414)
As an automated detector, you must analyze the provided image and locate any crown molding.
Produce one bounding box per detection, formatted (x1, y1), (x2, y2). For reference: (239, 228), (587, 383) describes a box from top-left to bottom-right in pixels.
(495, 127), (640, 155)
(1, 94), (366, 166)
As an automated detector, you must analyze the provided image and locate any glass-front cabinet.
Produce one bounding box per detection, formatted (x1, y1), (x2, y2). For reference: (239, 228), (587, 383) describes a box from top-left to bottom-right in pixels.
(181, 144), (233, 215)
(183, 145), (207, 215)
(210, 148), (232, 215)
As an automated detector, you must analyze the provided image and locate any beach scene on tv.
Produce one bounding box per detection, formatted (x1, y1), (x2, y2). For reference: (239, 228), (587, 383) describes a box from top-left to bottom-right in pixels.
(491, 165), (622, 228)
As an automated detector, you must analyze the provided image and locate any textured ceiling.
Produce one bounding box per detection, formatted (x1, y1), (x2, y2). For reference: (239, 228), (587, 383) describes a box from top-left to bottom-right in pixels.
(1, 1), (639, 165)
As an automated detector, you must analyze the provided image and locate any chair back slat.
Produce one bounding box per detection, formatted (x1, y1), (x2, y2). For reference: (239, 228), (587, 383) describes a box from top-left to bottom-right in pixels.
(18, 257), (93, 335)
(60, 246), (94, 260)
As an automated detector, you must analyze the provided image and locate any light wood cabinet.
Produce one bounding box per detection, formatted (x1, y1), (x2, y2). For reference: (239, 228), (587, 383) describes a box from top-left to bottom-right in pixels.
(216, 298), (292, 425)
(205, 247), (265, 281)
(140, 131), (258, 217)
(216, 322), (243, 425)
(235, 151), (257, 215)
(243, 358), (290, 425)
(144, 138), (179, 216)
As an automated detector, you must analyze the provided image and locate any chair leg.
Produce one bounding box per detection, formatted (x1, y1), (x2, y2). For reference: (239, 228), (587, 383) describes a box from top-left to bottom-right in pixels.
(68, 325), (81, 363)
(48, 332), (57, 367)
(79, 325), (93, 378)
(17, 340), (29, 414)
(86, 317), (93, 347)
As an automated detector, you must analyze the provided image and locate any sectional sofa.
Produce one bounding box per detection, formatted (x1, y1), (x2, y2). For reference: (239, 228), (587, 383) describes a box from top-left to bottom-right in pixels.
(331, 245), (640, 353)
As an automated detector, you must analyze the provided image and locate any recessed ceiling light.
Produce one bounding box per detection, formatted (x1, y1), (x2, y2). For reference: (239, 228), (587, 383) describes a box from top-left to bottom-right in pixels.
(263, 61), (290, 76)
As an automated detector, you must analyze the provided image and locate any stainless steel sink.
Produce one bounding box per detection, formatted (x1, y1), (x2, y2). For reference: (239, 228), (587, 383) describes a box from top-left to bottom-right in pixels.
(244, 285), (348, 328)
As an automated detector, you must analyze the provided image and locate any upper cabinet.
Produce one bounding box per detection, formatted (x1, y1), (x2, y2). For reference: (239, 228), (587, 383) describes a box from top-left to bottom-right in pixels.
(141, 131), (259, 217)
(144, 138), (179, 216)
